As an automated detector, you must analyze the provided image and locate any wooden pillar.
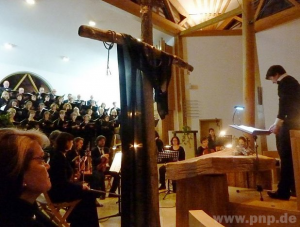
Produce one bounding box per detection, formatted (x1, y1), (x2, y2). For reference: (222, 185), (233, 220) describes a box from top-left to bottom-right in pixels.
(133, 0), (161, 226)
(174, 36), (187, 128)
(242, 0), (255, 127)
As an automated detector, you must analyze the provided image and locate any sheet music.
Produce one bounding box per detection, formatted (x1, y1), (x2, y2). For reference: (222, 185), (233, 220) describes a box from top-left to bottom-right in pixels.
(230, 125), (271, 136)
(0, 105), (6, 111)
(109, 152), (122, 173)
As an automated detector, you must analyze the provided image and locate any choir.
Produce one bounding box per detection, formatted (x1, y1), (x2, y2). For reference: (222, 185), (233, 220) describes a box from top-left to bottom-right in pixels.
(0, 86), (121, 148)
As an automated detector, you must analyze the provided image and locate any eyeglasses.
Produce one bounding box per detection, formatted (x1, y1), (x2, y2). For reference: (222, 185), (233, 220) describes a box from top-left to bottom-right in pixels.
(32, 152), (50, 164)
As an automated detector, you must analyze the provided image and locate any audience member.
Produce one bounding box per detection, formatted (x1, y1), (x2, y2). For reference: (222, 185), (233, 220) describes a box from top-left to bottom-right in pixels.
(0, 128), (56, 226)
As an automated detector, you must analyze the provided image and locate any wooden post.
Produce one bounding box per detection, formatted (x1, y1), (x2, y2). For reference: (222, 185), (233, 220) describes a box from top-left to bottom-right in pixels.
(290, 130), (300, 210)
(134, 0), (161, 226)
(242, 0), (255, 127)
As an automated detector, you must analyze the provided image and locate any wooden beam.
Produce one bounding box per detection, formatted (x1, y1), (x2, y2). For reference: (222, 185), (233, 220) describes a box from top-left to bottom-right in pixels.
(242, 0), (256, 128)
(168, 0), (196, 26)
(179, 7), (242, 36)
(162, 0), (176, 23)
(78, 25), (194, 71)
(287, 0), (300, 6)
(234, 15), (242, 23)
(178, 17), (188, 26)
(102, 0), (184, 35)
(255, 5), (300, 32)
(254, 0), (265, 21)
(222, 0), (232, 13)
(216, 16), (234, 30)
(181, 29), (242, 37)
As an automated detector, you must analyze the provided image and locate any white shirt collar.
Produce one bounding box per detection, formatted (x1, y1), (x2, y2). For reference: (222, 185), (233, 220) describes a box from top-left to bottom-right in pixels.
(277, 73), (288, 82)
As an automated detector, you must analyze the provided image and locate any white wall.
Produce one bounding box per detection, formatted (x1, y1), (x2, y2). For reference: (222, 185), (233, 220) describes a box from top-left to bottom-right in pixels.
(185, 18), (300, 151)
(257, 19), (300, 150)
(184, 35), (243, 139)
(0, 47), (121, 107)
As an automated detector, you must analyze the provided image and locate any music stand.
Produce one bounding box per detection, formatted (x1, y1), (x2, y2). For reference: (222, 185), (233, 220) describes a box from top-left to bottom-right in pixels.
(157, 150), (179, 199)
(99, 152), (122, 220)
(230, 125), (271, 201)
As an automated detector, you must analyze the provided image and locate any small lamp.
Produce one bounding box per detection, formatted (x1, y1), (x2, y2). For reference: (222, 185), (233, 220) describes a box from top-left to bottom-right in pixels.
(232, 105), (245, 125)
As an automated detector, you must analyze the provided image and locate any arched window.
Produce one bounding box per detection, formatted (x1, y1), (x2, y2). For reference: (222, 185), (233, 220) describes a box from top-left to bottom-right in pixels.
(1, 72), (52, 93)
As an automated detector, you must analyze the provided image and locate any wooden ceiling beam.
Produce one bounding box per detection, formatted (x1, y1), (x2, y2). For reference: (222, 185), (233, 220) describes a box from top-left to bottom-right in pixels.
(179, 7), (242, 36)
(162, 0), (176, 23)
(255, 5), (300, 32)
(168, 0), (196, 26)
(234, 16), (242, 23)
(287, 0), (300, 6)
(102, 0), (184, 35)
(181, 29), (242, 37)
(216, 16), (234, 30)
(254, 0), (265, 21)
(178, 17), (188, 26)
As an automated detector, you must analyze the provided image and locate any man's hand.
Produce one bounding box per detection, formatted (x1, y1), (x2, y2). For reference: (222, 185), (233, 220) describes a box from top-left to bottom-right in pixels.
(269, 118), (283, 135)
(82, 184), (90, 190)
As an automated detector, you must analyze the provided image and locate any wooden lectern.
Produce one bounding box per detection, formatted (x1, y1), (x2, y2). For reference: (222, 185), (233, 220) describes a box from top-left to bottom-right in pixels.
(166, 148), (276, 226)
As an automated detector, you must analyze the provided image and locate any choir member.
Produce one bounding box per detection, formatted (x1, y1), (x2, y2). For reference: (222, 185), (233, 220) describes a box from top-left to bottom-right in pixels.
(53, 110), (68, 132)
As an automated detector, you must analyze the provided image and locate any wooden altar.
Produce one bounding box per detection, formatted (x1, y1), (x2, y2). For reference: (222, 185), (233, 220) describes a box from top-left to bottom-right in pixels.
(165, 148), (277, 227)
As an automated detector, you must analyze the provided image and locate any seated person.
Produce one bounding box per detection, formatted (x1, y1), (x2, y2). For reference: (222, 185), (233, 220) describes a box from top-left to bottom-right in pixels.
(159, 136), (185, 191)
(91, 135), (120, 199)
(48, 132), (100, 227)
(196, 137), (214, 156)
(0, 128), (56, 226)
(233, 136), (253, 156)
(66, 137), (87, 181)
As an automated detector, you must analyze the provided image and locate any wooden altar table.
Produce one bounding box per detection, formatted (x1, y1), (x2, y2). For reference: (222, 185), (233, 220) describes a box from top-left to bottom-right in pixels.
(165, 148), (277, 227)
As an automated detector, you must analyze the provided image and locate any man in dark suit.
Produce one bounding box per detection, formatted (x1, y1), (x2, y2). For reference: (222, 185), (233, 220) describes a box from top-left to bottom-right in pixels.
(91, 135), (120, 199)
(266, 65), (300, 200)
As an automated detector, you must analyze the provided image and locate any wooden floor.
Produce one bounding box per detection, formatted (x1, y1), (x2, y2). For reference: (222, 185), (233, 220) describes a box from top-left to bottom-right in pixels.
(96, 186), (300, 227)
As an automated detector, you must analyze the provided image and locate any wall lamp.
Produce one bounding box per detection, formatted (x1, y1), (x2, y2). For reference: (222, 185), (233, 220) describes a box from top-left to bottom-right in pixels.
(232, 105), (245, 125)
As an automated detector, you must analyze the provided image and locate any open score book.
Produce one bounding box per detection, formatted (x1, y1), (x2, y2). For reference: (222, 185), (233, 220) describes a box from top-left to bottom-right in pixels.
(230, 125), (271, 136)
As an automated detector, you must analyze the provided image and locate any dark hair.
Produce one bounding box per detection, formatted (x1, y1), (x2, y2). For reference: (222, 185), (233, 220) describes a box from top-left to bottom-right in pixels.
(265, 65), (286, 79)
(201, 137), (208, 143)
(74, 137), (84, 143)
(208, 128), (214, 132)
(49, 130), (61, 145)
(170, 136), (180, 145)
(95, 135), (106, 145)
(55, 132), (74, 152)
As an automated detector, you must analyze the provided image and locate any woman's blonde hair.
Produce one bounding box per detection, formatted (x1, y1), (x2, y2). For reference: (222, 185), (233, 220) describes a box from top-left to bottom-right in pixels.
(0, 128), (49, 200)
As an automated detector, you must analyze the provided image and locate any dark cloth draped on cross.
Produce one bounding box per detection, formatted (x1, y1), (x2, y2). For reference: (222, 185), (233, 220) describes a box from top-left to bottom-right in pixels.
(118, 34), (173, 120)
(117, 34), (173, 225)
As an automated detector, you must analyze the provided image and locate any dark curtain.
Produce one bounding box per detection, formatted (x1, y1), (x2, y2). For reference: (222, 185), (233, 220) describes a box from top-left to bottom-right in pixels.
(117, 34), (173, 226)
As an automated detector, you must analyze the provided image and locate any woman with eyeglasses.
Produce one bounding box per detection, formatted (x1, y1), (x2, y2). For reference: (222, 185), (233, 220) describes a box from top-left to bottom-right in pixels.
(48, 132), (100, 227)
(0, 128), (56, 226)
